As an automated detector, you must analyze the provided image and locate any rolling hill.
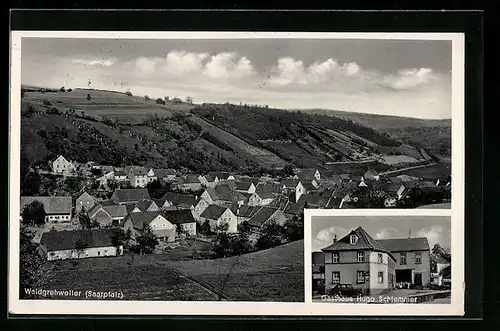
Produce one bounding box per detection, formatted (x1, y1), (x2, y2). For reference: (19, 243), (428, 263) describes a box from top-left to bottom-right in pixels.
(20, 87), (448, 173)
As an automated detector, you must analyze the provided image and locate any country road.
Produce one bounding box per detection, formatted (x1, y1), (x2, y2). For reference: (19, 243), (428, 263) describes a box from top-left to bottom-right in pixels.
(378, 162), (437, 177)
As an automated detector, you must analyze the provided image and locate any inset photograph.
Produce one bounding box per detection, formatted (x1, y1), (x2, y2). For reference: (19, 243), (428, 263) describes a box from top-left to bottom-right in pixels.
(310, 214), (451, 304)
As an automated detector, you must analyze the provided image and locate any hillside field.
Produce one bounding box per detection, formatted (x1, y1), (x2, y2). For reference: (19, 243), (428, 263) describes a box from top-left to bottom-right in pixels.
(37, 240), (304, 302)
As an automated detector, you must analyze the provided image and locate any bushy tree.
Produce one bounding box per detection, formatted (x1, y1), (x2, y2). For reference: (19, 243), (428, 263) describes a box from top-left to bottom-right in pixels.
(110, 228), (128, 253)
(231, 221), (253, 254)
(199, 220), (212, 235)
(284, 215), (303, 242)
(156, 98), (166, 105)
(135, 224), (159, 254)
(144, 95), (150, 101)
(125, 91), (133, 97)
(78, 207), (99, 229)
(60, 86), (66, 92)
(75, 238), (89, 259)
(22, 201), (46, 227)
(19, 224), (51, 298)
(212, 222), (231, 258)
(255, 220), (284, 250)
(67, 88), (73, 92)
(86, 94), (92, 100)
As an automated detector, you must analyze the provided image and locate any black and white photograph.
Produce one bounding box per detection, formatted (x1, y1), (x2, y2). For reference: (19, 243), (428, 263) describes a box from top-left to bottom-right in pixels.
(9, 31), (464, 315)
(309, 214), (451, 304)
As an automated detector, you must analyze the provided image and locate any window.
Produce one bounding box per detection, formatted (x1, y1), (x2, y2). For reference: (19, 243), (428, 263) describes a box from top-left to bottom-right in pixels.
(356, 271), (365, 284)
(98, 251), (101, 256)
(378, 253), (383, 264)
(332, 252), (339, 263)
(332, 271), (340, 284)
(415, 252), (422, 264)
(400, 252), (407, 265)
(350, 235), (357, 244)
(378, 272), (384, 284)
(357, 252), (365, 262)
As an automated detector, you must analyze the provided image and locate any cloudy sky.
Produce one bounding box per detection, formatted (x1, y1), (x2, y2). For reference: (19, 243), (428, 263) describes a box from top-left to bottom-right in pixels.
(21, 38), (452, 119)
(311, 215), (451, 252)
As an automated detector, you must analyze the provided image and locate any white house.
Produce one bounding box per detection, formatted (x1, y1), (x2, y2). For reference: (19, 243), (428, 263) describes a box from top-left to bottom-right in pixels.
(75, 192), (96, 212)
(52, 155), (76, 175)
(248, 191), (275, 206)
(123, 211), (176, 244)
(163, 209), (197, 236)
(39, 228), (123, 261)
(20, 196), (73, 223)
(280, 179), (306, 203)
(235, 181), (256, 194)
(200, 205), (238, 233)
(192, 198), (210, 222)
(126, 166), (149, 188)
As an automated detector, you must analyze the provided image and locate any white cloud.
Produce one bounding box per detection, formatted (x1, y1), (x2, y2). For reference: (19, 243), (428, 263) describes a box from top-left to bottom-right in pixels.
(415, 226), (445, 248)
(374, 227), (406, 240)
(316, 226), (349, 242)
(202, 52), (255, 79)
(384, 67), (436, 90)
(72, 58), (116, 67)
(135, 56), (160, 73)
(163, 50), (209, 76)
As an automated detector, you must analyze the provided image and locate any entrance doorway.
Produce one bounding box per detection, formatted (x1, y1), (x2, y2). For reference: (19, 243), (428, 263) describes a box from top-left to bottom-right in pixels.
(414, 273), (423, 287)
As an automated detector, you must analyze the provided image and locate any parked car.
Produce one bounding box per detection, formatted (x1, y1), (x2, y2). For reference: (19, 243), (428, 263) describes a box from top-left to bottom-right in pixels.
(328, 284), (364, 297)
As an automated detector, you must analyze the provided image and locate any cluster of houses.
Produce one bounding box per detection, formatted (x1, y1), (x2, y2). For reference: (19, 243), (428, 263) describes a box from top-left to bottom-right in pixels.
(25, 155), (451, 262)
(311, 226), (452, 295)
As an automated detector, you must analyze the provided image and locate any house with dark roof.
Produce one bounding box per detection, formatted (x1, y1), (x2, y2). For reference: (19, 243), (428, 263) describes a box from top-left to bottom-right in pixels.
(177, 174), (203, 192)
(248, 191), (275, 206)
(297, 193), (332, 209)
(280, 179), (306, 203)
(52, 155), (76, 175)
(159, 192), (198, 210)
(147, 168), (178, 183)
(200, 174), (219, 188)
(208, 171), (235, 182)
(199, 205), (237, 233)
(75, 192), (96, 212)
(191, 198), (210, 222)
(20, 196), (73, 223)
(247, 206), (286, 231)
(113, 170), (128, 182)
(111, 188), (151, 205)
(235, 181), (256, 194)
(200, 185), (246, 208)
(126, 166), (149, 188)
(88, 203), (128, 227)
(376, 237), (431, 288)
(238, 176), (261, 186)
(232, 205), (262, 224)
(129, 199), (160, 214)
(163, 209), (197, 236)
(282, 201), (303, 219)
(321, 226), (397, 295)
(39, 228), (123, 261)
(294, 168), (321, 182)
(123, 211), (176, 244)
(430, 253), (451, 286)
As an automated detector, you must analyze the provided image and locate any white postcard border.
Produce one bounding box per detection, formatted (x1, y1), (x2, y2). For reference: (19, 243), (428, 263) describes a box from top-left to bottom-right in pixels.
(9, 31), (465, 316)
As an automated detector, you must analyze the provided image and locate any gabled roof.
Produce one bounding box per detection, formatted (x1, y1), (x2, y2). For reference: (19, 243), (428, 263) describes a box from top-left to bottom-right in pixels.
(297, 194), (329, 207)
(77, 191), (95, 202)
(114, 171), (127, 177)
(204, 175), (217, 182)
(235, 181), (254, 191)
(112, 188), (151, 203)
(101, 165), (115, 173)
(100, 200), (117, 206)
(294, 168), (318, 176)
(208, 171), (232, 180)
(280, 178), (301, 188)
(184, 174), (201, 184)
(134, 199), (158, 212)
(152, 168), (177, 178)
(376, 237), (430, 252)
(248, 207), (281, 228)
(126, 211), (166, 230)
(254, 191), (275, 199)
(102, 204), (128, 218)
(40, 228), (119, 251)
(256, 182), (281, 193)
(302, 182), (317, 191)
(88, 204), (110, 219)
(130, 166), (148, 176)
(321, 226), (394, 260)
(163, 209), (196, 224)
(20, 196), (72, 215)
(386, 183), (403, 193)
(238, 176), (261, 185)
(232, 205), (261, 218)
(283, 202), (303, 215)
(205, 185), (236, 202)
(161, 192), (197, 208)
(200, 205), (228, 220)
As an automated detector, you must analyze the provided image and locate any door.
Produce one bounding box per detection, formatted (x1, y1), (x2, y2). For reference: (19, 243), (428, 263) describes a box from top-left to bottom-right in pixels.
(414, 273), (423, 287)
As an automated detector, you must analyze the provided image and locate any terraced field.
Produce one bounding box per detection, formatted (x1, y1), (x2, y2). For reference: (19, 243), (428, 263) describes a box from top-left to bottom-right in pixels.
(188, 115), (289, 169)
(23, 89), (194, 124)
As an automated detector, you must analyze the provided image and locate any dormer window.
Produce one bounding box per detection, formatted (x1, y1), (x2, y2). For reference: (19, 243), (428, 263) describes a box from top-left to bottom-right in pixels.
(350, 234), (358, 244)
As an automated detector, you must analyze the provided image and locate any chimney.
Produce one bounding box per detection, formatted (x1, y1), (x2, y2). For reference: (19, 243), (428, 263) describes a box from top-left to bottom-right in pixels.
(333, 234), (337, 244)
